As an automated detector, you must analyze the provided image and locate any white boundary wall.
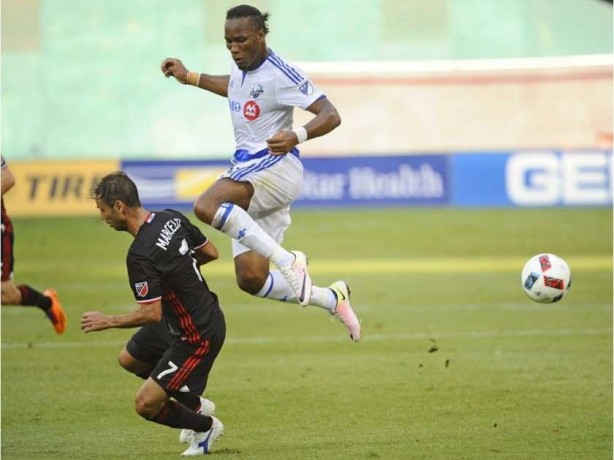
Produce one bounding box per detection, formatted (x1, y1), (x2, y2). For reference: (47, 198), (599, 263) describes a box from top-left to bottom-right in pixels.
(294, 54), (613, 155)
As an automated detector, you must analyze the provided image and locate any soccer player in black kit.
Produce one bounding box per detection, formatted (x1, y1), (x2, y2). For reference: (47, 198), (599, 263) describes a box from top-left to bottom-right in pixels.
(81, 171), (225, 456)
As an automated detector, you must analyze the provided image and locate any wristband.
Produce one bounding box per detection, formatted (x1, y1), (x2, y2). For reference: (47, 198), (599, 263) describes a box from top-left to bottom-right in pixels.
(186, 71), (201, 86)
(292, 127), (308, 144)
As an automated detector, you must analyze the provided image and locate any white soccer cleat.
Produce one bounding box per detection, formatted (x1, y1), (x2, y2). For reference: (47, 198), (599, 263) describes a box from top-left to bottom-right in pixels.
(179, 398), (216, 444)
(181, 416), (224, 456)
(330, 281), (361, 342)
(279, 251), (312, 306)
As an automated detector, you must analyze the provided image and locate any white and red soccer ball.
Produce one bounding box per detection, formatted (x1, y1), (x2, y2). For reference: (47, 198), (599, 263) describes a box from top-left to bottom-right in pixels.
(521, 254), (571, 303)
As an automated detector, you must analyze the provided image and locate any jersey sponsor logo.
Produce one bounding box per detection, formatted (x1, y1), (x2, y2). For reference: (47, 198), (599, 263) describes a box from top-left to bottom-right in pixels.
(155, 217), (182, 251)
(298, 80), (313, 96)
(135, 281), (149, 297)
(243, 101), (260, 121)
(250, 83), (264, 99)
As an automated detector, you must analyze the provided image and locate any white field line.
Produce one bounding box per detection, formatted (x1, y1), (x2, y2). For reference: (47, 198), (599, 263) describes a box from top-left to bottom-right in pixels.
(2, 327), (610, 350)
(0, 302), (609, 317)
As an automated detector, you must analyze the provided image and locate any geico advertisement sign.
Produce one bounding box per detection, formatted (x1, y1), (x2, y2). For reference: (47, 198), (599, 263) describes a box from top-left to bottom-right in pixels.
(3, 160), (119, 216)
(506, 151), (612, 206)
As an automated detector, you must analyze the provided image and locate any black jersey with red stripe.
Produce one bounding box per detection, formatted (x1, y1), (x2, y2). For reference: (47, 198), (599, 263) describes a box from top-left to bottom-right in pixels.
(126, 209), (223, 342)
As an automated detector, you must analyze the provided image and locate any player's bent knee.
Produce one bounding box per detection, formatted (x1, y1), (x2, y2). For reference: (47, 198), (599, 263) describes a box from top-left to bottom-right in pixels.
(134, 394), (160, 419)
(236, 273), (267, 295)
(1, 291), (14, 304)
(193, 199), (215, 225)
(118, 348), (141, 374)
(118, 349), (131, 370)
(1, 282), (21, 305)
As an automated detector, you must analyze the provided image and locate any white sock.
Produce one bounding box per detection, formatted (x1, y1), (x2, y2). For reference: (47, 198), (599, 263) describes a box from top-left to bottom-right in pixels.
(311, 285), (337, 312)
(212, 203), (294, 266)
(255, 271), (337, 312)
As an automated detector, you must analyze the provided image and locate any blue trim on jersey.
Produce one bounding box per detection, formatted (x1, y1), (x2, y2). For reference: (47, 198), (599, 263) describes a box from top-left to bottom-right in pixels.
(266, 54), (302, 84)
(234, 147), (269, 163)
(268, 50), (303, 82)
(227, 148), (300, 181)
(266, 57), (300, 84)
(233, 147), (299, 163)
(228, 155), (284, 180)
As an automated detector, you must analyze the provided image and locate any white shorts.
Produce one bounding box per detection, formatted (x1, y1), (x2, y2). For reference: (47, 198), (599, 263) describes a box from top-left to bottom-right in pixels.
(220, 153), (303, 257)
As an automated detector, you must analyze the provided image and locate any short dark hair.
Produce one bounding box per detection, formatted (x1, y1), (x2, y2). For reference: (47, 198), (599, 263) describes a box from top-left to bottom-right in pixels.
(92, 171), (141, 208)
(226, 4), (270, 34)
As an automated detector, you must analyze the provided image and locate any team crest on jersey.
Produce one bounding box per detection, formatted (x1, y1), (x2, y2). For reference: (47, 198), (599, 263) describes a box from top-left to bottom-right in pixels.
(298, 80), (313, 96)
(135, 281), (149, 297)
(250, 83), (264, 99)
(243, 100), (260, 121)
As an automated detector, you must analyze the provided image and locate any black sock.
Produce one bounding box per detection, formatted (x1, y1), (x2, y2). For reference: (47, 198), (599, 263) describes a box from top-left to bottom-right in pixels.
(18, 285), (52, 311)
(173, 392), (201, 412)
(150, 400), (212, 431)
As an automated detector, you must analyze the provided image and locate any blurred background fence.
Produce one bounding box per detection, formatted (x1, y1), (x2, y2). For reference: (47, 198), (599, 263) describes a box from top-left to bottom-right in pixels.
(1, 0), (612, 214)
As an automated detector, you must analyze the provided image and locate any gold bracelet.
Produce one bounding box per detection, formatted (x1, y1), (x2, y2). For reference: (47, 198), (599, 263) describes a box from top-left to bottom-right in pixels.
(186, 71), (200, 86)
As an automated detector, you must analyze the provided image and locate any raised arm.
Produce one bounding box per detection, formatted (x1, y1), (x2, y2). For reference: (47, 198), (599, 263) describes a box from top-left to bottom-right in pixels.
(302, 97), (342, 141)
(266, 97), (342, 155)
(161, 58), (230, 97)
(194, 239), (219, 266)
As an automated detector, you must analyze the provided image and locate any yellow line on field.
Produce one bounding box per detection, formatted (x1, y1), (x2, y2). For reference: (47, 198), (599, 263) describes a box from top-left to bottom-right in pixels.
(19, 256), (612, 276)
(199, 256), (612, 275)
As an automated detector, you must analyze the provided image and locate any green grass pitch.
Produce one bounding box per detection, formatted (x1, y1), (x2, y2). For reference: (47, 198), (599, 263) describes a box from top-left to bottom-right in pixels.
(2, 208), (612, 459)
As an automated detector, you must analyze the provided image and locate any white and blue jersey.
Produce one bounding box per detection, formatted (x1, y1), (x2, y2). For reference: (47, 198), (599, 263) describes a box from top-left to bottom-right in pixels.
(227, 48), (325, 165)
(220, 50), (323, 257)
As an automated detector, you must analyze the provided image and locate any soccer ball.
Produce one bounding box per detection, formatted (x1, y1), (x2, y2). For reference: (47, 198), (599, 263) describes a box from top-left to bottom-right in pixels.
(521, 253), (571, 303)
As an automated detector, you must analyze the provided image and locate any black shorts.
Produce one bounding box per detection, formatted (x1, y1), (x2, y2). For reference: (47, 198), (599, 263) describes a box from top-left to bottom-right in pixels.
(126, 321), (172, 366)
(151, 323), (225, 397)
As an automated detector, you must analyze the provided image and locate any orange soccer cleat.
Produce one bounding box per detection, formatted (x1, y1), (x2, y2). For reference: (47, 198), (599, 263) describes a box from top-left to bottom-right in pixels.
(43, 289), (67, 334)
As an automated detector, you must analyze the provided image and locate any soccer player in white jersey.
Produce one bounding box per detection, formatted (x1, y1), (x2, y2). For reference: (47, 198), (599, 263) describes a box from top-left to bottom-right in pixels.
(161, 4), (361, 341)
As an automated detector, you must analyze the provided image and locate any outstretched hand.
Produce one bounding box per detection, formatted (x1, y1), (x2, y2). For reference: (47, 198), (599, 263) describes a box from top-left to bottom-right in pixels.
(161, 58), (189, 84)
(266, 131), (299, 156)
(81, 311), (112, 333)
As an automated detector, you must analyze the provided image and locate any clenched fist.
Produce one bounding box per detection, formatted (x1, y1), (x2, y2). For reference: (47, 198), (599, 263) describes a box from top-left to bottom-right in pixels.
(161, 58), (189, 84)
